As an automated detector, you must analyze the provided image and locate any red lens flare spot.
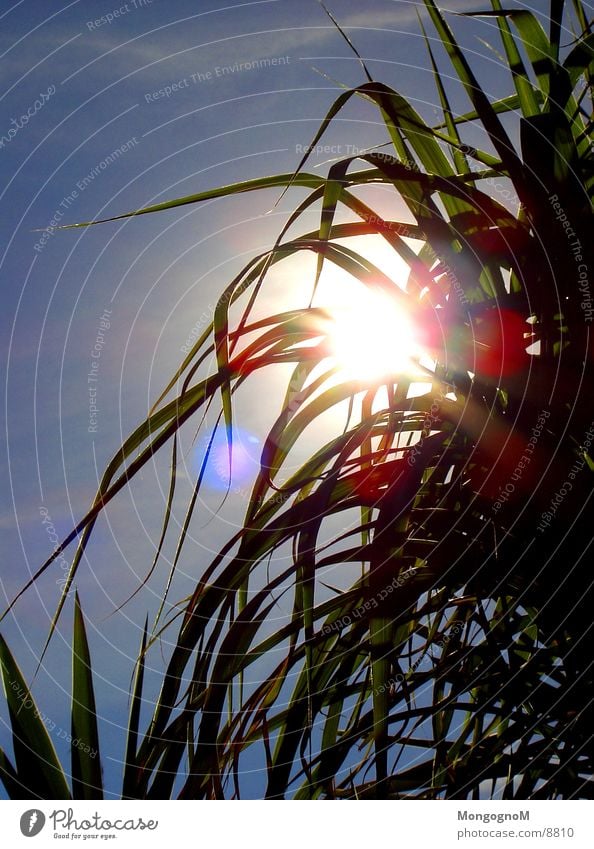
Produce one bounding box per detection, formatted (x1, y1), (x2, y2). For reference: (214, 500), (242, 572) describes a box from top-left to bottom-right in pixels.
(470, 308), (529, 378)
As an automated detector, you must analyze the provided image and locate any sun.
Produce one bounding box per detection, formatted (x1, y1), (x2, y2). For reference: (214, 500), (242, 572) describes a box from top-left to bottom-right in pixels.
(304, 236), (424, 384)
(321, 285), (421, 383)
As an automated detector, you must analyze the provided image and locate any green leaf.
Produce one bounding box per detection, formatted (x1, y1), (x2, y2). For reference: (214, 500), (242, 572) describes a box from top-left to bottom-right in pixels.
(489, 0), (541, 118)
(0, 746), (24, 799)
(435, 92), (543, 129)
(564, 31), (594, 89)
(71, 592), (102, 799)
(424, 0), (526, 195)
(419, 14), (471, 174)
(0, 634), (71, 798)
(40, 172), (326, 230)
(460, 10), (553, 99)
(123, 618), (148, 799)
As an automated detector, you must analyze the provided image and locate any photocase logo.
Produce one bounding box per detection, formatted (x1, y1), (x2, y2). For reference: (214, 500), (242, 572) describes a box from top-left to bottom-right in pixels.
(20, 810), (46, 837)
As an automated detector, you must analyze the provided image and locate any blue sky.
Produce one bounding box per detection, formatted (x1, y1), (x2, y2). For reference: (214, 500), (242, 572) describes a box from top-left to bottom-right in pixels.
(0, 0), (558, 798)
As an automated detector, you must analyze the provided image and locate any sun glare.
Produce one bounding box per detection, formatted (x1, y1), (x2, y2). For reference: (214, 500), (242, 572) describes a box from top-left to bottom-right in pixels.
(324, 287), (420, 383)
(305, 237), (425, 385)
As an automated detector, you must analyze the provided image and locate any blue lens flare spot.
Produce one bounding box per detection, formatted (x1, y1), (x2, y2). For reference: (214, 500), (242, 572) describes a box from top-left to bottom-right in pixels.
(194, 426), (261, 492)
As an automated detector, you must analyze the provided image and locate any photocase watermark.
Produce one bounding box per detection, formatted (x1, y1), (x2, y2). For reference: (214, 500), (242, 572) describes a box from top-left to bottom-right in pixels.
(296, 143), (351, 157)
(548, 194), (591, 322)
(320, 566), (417, 637)
(144, 56), (291, 102)
(20, 809), (46, 837)
(49, 809), (158, 834)
(180, 278), (251, 354)
(481, 175), (519, 208)
(375, 620), (465, 696)
(578, 269), (592, 320)
(181, 306), (214, 355)
(76, 137), (139, 193)
(548, 193), (580, 244)
(423, 241), (470, 306)
(33, 137), (139, 254)
(88, 309), (112, 434)
(294, 143), (401, 159)
(357, 210), (416, 237)
(86, 0), (153, 30)
(456, 810), (541, 841)
(8, 679), (98, 759)
(537, 420), (594, 533)
(0, 85), (56, 151)
(492, 409), (550, 512)
(293, 141), (470, 304)
(407, 386), (456, 466)
(463, 149), (520, 208)
(39, 505), (73, 597)
(294, 143), (420, 172)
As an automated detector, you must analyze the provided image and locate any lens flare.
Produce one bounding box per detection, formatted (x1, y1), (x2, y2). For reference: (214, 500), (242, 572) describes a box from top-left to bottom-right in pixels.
(194, 426), (260, 492)
(325, 288), (420, 382)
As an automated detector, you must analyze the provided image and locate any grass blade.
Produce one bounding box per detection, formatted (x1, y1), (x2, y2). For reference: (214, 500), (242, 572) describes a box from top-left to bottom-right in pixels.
(71, 592), (103, 799)
(122, 617), (148, 799)
(0, 747), (24, 798)
(0, 634), (71, 798)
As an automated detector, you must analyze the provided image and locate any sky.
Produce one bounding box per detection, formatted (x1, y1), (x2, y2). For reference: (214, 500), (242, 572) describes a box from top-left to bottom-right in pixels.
(0, 0), (565, 799)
